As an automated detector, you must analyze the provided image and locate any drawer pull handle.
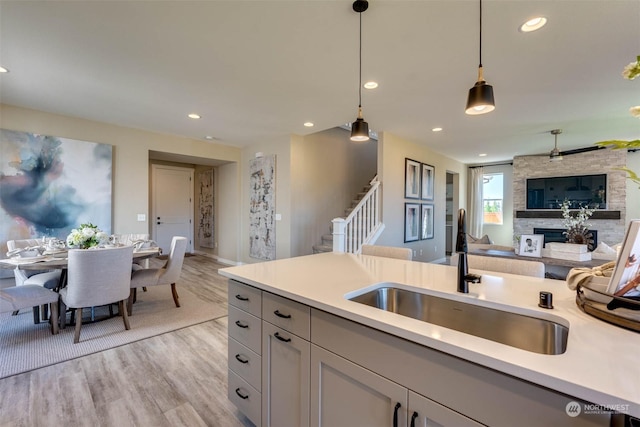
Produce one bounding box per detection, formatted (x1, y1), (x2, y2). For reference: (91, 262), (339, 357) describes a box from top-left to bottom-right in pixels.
(235, 294), (249, 301)
(235, 354), (249, 364)
(235, 320), (249, 329)
(274, 332), (291, 342)
(235, 388), (249, 400)
(410, 411), (418, 427)
(393, 402), (401, 427)
(274, 309), (291, 319)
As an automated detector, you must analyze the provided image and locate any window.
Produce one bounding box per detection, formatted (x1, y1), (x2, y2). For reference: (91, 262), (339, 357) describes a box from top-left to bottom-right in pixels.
(483, 173), (503, 225)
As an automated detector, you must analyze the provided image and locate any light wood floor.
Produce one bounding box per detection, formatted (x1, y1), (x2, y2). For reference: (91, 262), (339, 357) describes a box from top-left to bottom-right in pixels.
(0, 255), (255, 427)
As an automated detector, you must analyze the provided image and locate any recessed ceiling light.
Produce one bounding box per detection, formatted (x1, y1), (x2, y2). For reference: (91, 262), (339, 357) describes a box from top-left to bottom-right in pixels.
(363, 81), (378, 89)
(520, 16), (547, 32)
(303, 122), (314, 127)
(188, 113), (201, 119)
(0, 66), (8, 73)
(432, 127), (443, 132)
(204, 135), (214, 140)
(479, 153), (488, 157)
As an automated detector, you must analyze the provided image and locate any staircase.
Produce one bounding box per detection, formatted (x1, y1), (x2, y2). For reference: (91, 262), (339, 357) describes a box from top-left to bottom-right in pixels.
(312, 176), (383, 254)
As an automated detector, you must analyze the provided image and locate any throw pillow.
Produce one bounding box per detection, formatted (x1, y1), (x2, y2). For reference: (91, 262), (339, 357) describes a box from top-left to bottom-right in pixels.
(467, 234), (492, 244)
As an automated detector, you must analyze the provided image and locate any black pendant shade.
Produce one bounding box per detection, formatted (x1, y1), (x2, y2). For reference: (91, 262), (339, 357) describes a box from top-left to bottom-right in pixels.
(350, 0), (370, 142)
(465, 0), (495, 115)
(465, 69), (495, 115)
(351, 115), (369, 142)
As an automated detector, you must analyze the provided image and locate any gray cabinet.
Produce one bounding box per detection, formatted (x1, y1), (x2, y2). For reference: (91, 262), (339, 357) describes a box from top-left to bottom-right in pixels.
(227, 280), (263, 427)
(261, 292), (310, 427)
(408, 391), (482, 427)
(262, 322), (310, 427)
(310, 345), (481, 427)
(311, 344), (407, 427)
(227, 280), (611, 427)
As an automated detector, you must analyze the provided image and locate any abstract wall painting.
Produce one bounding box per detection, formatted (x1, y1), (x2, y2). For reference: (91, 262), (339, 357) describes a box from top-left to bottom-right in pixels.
(198, 168), (214, 249)
(0, 129), (112, 248)
(249, 154), (276, 260)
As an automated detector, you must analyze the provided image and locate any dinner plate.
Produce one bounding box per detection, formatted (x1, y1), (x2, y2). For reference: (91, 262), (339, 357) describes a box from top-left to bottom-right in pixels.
(13, 255), (48, 261)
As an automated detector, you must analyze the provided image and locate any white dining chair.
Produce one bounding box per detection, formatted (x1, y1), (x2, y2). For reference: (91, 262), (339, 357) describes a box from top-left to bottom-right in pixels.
(6, 239), (62, 289)
(59, 245), (134, 343)
(6, 239), (62, 323)
(0, 285), (60, 334)
(361, 244), (413, 260)
(127, 236), (187, 316)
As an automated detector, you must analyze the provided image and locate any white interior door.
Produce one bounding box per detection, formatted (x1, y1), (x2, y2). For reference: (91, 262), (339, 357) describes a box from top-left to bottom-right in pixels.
(152, 164), (193, 254)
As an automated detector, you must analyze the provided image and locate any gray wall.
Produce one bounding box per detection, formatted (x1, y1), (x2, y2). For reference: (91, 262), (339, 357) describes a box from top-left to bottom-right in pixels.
(291, 128), (378, 257)
(377, 131), (467, 263)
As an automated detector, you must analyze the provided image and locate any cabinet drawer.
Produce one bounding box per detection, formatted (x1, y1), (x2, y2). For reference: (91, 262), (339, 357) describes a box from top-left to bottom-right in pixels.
(228, 305), (261, 354)
(228, 369), (261, 427)
(228, 280), (262, 317)
(228, 337), (262, 391)
(262, 292), (310, 340)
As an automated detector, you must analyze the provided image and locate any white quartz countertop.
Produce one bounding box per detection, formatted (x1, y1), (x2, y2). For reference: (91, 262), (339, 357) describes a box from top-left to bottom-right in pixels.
(219, 252), (640, 417)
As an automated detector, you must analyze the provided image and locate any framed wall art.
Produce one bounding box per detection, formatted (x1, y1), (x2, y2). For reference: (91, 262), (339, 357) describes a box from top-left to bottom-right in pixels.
(519, 234), (544, 258)
(249, 154), (276, 260)
(404, 203), (420, 242)
(421, 204), (434, 240)
(421, 163), (434, 201)
(404, 158), (421, 199)
(607, 220), (640, 297)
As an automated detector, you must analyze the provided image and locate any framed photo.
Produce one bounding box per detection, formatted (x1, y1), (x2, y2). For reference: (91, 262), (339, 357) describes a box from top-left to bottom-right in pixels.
(421, 204), (434, 240)
(404, 158), (421, 199)
(404, 203), (420, 242)
(421, 163), (434, 200)
(607, 220), (640, 297)
(519, 234), (544, 258)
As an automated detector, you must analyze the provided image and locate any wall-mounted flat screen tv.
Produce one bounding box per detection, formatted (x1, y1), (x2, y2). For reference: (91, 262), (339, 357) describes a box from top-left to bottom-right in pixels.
(526, 174), (607, 209)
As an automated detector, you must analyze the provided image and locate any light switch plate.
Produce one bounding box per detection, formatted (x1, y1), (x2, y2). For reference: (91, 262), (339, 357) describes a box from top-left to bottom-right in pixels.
(137, 214), (146, 221)
(275, 213), (282, 221)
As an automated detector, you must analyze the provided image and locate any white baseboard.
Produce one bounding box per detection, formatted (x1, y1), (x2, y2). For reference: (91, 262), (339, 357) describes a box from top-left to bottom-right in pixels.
(193, 250), (243, 266)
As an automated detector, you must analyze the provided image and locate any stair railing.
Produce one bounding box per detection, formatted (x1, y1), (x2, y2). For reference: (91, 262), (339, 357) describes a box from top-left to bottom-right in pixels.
(332, 176), (383, 253)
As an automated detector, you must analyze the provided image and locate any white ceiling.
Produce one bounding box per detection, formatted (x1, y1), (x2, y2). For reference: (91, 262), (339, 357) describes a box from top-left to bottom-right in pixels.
(1, 0), (638, 164)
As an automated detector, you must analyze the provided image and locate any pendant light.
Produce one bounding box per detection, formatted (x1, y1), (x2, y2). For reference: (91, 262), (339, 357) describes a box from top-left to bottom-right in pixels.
(350, 0), (370, 142)
(549, 129), (563, 162)
(465, 0), (495, 115)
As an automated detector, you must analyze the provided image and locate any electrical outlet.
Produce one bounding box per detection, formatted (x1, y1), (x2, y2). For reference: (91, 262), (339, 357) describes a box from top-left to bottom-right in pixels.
(413, 250), (417, 257)
(419, 249), (423, 256)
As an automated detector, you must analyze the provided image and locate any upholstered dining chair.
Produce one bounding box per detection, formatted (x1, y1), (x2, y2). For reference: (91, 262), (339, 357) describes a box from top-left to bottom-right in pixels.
(7, 239), (62, 322)
(361, 244), (413, 261)
(59, 245), (134, 343)
(0, 285), (59, 334)
(127, 236), (187, 316)
(6, 239), (62, 289)
(114, 232), (150, 264)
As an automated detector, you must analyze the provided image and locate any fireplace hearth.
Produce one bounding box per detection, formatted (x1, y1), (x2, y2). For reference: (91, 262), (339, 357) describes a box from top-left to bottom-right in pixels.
(533, 228), (597, 251)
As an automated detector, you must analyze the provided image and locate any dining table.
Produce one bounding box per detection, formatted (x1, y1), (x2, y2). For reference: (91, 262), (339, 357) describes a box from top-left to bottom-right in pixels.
(0, 247), (161, 291)
(1, 246), (162, 325)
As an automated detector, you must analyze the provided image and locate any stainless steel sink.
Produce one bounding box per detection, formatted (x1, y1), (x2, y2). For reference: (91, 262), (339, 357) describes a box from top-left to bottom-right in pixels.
(348, 286), (568, 355)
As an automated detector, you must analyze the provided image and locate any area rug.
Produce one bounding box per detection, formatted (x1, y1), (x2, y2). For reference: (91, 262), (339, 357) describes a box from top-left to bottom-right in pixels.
(0, 286), (226, 379)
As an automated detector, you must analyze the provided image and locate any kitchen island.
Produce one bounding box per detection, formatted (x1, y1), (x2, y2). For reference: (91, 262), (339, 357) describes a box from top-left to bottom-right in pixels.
(219, 252), (639, 426)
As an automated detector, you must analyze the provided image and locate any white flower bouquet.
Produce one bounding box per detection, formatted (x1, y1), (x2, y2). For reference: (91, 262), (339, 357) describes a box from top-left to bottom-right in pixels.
(560, 200), (596, 248)
(66, 223), (109, 249)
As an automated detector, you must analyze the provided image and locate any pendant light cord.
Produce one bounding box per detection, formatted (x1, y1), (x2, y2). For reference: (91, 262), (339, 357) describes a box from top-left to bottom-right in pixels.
(478, 0), (483, 68)
(358, 11), (363, 109)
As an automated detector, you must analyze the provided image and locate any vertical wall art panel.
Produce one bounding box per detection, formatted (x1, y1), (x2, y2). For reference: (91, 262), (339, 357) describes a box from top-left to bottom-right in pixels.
(0, 129), (112, 249)
(198, 168), (215, 248)
(249, 155), (276, 260)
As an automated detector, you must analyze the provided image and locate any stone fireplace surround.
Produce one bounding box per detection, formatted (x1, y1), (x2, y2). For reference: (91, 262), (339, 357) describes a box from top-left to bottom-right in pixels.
(513, 149), (627, 247)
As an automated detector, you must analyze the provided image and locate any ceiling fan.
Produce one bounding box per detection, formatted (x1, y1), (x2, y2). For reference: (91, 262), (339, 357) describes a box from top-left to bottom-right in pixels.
(547, 129), (604, 162)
